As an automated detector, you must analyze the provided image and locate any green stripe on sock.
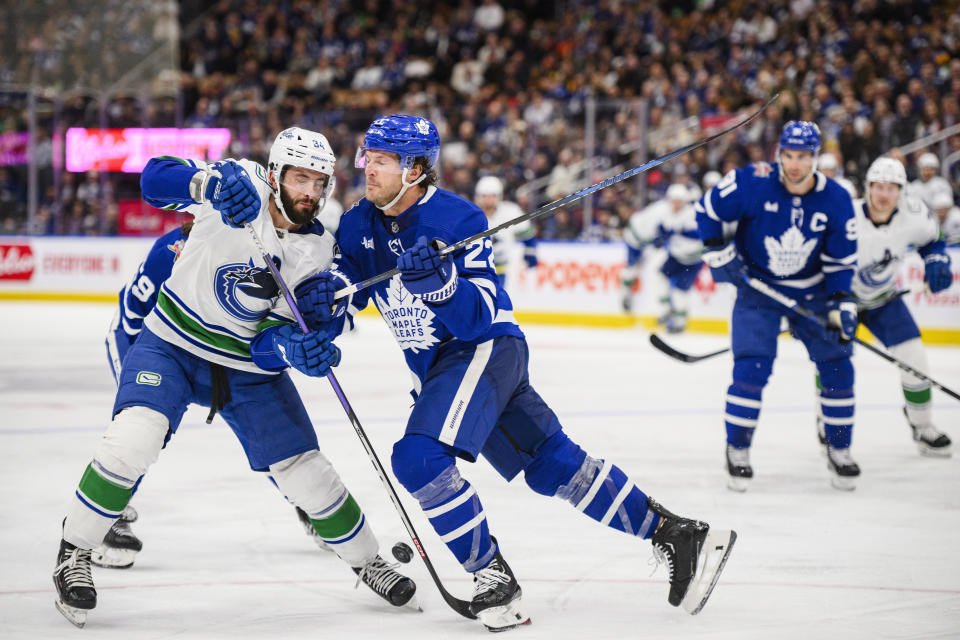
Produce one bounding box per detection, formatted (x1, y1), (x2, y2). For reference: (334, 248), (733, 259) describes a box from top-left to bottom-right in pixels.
(78, 464), (133, 513)
(815, 375), (822, 391)
(903, 387), (931, 404)
(157, 291), (250, 356)
(310, 494), (363, 539)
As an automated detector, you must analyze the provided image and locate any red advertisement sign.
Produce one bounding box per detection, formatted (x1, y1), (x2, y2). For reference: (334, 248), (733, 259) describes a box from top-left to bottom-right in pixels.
(65, 127), (231, 173)
(116, 199), (188, 237)
(0, 243), (36, 280)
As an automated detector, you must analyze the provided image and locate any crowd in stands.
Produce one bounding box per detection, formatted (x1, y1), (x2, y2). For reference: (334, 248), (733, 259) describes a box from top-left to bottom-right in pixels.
(2, 0), (959, 239)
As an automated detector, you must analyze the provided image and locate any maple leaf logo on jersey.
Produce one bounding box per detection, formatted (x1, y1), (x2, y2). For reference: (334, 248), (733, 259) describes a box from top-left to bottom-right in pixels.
(373, 275), (440, 353)
(764, 226), (818, 276)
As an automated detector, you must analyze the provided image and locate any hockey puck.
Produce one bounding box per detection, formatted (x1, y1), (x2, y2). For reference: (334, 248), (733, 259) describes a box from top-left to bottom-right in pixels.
(391, 542), (414, 563)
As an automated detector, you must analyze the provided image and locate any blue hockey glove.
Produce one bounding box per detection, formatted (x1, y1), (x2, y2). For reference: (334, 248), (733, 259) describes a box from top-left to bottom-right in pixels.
(397, 236), (458, 303)
(924, 253), (952, 293)
(701, 239), (744, 285)
(826, 293), (858, 344)
(523, 249), (538, 269)
(271, 324), (340, 377)
(294, 271), (351, 329)
(206, 161), (261, 228)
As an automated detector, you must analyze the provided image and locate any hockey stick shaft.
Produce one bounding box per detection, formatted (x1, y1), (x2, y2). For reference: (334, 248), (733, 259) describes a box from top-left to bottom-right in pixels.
(745, 277), (960, 401)
(648, 286), (924, 364)
(332, 92), (781, 301)
(244, 223), (477, 620)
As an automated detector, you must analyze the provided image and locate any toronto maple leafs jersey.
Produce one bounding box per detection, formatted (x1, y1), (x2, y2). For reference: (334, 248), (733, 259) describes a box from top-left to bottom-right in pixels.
(333, 186), (524, 387)
(624, 199), (703, 265)
(852, 195), (943, 308)
(484, 200), (536, 275)
(139, 157), (336, 373)
(696, 163), (857, 295)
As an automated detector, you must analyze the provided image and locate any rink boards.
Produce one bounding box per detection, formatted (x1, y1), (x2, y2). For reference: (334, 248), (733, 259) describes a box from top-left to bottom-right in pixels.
(1, 236), (958, 344)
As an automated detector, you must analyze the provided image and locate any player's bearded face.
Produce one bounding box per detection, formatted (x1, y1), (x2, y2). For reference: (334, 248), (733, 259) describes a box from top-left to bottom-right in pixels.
(279, 167), (327, 224)
(362, 150), (405, 208)
(779, 149), (815, 185)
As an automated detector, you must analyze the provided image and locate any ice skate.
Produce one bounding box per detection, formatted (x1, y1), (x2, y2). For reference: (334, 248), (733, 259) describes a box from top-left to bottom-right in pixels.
(666, 312), (688, 334)
(53, 538), (96, 628)
(648, 498), (736, 615)
(92, 505), (142, 569)
(353, 555), (418, 608)
(725, 444), (753, 492)
(294, 506), (333, 551)
(903, 408), (952, 458)
(826, 446), (860, 490)
(470, 538), (530, 632)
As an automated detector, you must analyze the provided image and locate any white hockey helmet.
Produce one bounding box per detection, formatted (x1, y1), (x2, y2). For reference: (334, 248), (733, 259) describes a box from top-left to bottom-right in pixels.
(917, 152), (939, 170)
(930, 191), (953, 210)
(865, 156), (907, 188)
(702, 170), (722, 190)
(666, 183), (689, 202)
(268, 127), (337, 224)
(817, 153), (838, 171)
(475, 175), (504, 198)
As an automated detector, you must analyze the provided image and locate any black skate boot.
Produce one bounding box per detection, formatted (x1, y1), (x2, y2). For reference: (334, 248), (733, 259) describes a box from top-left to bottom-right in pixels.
(826, 445), (860, 490)
(816, 415), (828, 451)
(92, 505), (142, 569)
(53, 538), (96, 628)
(469, 538), (530, 632)
(903, 407), (952, 457)
(294, 506), (333, 552)
(725, 444), (753, 492)
(353, 556), (417, 608)
(648, 498), (736, 615)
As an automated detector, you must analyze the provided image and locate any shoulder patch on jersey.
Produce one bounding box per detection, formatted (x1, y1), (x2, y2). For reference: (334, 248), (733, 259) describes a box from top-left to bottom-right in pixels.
(752, 162), (773, 178)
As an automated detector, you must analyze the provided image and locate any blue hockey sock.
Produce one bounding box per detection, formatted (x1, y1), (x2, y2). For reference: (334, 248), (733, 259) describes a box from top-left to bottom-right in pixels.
(818, 361), (855, 449)
(725, 383), (762, 448)
(410, 465), (495, 572)
(555, 455), (660, 539)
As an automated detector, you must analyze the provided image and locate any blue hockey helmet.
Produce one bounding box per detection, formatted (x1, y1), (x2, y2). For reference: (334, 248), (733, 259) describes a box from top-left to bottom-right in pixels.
(355, 114), (440, 171)
(778, 121), (821, 154)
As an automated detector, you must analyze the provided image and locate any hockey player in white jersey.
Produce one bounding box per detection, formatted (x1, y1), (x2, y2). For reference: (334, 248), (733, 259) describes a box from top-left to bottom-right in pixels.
(930, 191), (960, 245)
(622, 183), (703, 332)
(908, 152), (952, 212)
(474, 175), (537, 289)
(817, 153), (858, 199)
(815, 156), (953, 456)
(52, 128), (416, 628)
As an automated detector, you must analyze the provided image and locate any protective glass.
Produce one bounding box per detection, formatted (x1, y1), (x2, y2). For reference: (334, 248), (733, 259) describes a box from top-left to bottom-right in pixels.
(354, 148), (405, 173)
(280, 168), (331, 197)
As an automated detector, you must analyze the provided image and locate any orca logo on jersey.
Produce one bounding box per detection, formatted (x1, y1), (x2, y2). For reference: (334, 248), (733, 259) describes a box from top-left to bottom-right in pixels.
(858, 249), (898, 288)
(213, 258), (281, 322)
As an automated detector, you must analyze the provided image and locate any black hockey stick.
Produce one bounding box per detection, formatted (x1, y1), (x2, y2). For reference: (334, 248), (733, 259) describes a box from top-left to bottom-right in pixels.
(244, 223), (477, 620)
(746, 276), (960, 401)
(332, 92), (781, 301)
(649, 334), (730, 363)
(648, 286), (924, 364)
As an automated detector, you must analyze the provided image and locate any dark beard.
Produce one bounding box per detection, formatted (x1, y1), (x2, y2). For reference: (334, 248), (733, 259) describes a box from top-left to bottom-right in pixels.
(279, 186), (319, 225)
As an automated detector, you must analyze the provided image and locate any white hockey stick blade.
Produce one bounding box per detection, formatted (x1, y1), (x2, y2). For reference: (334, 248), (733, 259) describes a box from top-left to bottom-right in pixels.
(55, 599), (89, 628)
(681, 528), (737, 615)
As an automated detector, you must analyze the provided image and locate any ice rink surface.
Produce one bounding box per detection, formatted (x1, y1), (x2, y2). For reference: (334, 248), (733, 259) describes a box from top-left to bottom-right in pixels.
(1, 301), (958, 639)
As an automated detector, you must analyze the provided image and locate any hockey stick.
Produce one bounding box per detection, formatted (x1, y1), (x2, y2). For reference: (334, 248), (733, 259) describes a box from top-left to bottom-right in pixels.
(332, 92), (781, 301)
(243, 223), (477, 620)
(745, 276), (960, 401)
(648, 286), (925, 364)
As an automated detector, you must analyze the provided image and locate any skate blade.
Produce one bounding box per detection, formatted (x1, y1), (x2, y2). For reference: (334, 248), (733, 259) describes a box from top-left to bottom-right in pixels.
(726, 476), (750, 492)
(829, 475), (857, 491)
(477, 593), (531, 632)
(91, 546), (137, 569)
(681, 528), (737, 615)
(402, 594), (423, 613)
(918, 443), (952, 458)
(55, 600), (89, 628)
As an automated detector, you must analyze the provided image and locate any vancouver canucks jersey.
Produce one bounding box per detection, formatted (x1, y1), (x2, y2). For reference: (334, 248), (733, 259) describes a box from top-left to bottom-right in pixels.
(696, 163), (857, 295)
(333, 186), (524, 388)
(140, 157), (336, 373)
(484, 200), (535, 276)
(625, 199), (703, 265)
(852, 195), (942, 308)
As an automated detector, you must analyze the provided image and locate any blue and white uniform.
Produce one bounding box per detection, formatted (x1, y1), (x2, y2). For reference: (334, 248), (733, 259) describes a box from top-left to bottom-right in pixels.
(697, 159), (858, 452)
(311, 115), (665, 578)
(106, 225), (188, 383)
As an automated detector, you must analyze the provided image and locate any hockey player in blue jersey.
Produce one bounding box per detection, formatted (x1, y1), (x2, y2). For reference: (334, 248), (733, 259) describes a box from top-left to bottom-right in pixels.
(53, 128), (416, 628)
(696, 121), (860, 491)
(294, 114), (737, 631)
